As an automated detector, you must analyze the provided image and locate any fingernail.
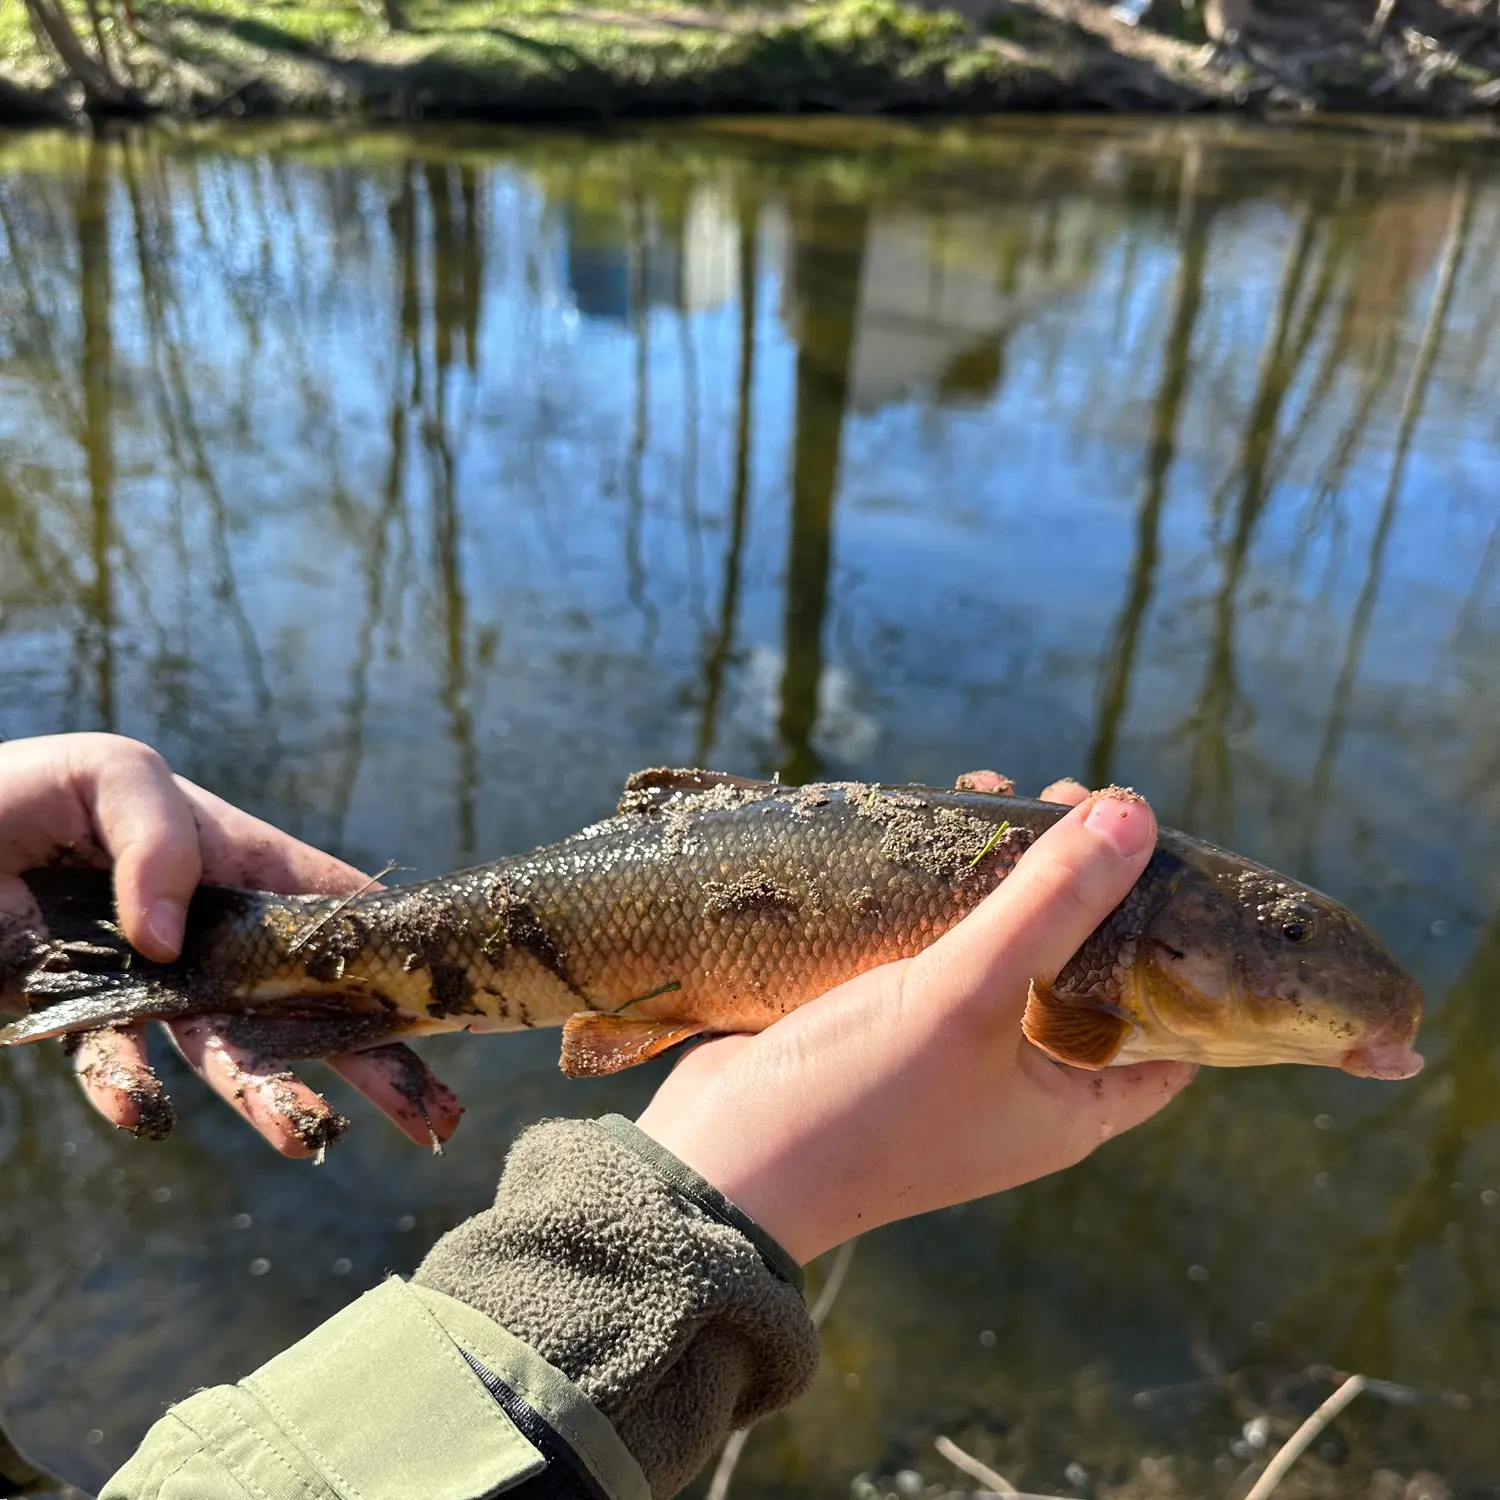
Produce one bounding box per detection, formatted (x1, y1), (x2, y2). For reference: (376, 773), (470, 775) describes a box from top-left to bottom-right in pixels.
(1084, 789), (1153, 858)
(143, 898), (185, 958)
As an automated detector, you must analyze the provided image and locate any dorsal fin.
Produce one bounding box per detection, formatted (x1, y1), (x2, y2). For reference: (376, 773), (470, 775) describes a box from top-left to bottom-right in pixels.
(619, 767), (776, 813)
(618, 768), (779, 817)
(559, 1012), (708, 1078)
(1021, 978), (1130, 1069)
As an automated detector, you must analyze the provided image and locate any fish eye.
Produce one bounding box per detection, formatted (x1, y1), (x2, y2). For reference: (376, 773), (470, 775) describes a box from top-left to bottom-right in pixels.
(1279, 908), (1317, 944)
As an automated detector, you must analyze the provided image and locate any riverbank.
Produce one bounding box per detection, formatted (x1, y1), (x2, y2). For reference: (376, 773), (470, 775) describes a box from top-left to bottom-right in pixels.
(1, 0), (1499, 124)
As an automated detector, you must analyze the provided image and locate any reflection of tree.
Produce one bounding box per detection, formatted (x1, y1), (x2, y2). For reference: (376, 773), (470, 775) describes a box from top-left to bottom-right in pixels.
(426, 163), (482, 865)
(1089, 196), (1212, 787)
(80, 144), (116, 734)
(118, 140), (275, 767)
(778, 199), (869, 784)
(622, 194), (660, 651)
(696, 197), (758, 765)
(1179, 206), (1320, 838)
(328, 161), (485, 859)
(1301, 176), (1474, 870)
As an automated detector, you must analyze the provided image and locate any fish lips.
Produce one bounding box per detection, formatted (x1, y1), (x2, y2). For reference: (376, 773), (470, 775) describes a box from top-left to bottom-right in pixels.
(1336, 973), (1426, 1080)
(1339, 1041), (1424, 1080)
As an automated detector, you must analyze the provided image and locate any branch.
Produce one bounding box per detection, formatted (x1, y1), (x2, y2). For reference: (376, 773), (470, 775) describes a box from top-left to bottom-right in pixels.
(1242, 1374), (1367, 1500)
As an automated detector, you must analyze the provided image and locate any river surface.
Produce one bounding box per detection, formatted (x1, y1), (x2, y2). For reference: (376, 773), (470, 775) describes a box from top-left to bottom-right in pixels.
(0, 117), (1498, 1500)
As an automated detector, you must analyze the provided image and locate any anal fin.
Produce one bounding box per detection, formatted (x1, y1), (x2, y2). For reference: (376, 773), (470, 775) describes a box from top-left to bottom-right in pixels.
(1021, 977), (1130, 1070)
(560, 1012), (708, 1078)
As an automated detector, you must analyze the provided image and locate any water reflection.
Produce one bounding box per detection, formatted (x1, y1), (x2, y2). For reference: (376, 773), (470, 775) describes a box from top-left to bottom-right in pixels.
(780, 195), (867, 784)
(0, 118), (1498, 1496)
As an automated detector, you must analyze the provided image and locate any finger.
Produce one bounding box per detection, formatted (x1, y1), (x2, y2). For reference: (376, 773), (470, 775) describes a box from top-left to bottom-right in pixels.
(0, 735), (199, 957)
(0, 873), (45, 1014)
(955, 770), (1016, 795)
(173, 779), (374, 896)
(69, 1023), (177, 1140)
(911, 788), (1157, 1024)
(328, 1044), (463, 1150)
(168, 1018), (349, 1159)
(66, 738), (202, 962)
(1039, 778), (1088, 806)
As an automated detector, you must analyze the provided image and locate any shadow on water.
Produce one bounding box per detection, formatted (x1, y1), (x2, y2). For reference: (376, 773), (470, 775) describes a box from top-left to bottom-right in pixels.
(0, 118), (1499, 1496)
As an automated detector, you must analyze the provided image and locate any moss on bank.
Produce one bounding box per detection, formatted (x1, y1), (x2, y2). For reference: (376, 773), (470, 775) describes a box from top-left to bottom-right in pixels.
(1, 0), (1499, 122)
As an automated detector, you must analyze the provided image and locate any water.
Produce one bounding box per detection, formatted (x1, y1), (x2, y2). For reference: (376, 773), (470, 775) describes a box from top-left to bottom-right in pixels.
(0, 116), (1498, 1498)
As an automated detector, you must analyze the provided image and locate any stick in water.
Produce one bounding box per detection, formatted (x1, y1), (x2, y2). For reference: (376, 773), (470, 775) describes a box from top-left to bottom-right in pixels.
(934, 1435), (1018, 1495)
(1242, 1374), (1368, 1500)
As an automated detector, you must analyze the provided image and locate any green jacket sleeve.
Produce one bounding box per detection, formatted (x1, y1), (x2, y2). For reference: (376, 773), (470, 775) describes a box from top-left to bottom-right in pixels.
(96, 1116), (819, 1500)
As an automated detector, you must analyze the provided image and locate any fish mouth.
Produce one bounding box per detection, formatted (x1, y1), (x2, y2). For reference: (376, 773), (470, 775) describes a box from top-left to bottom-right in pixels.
(1335, 973), (1425, 1080)
(1339, 1042), (1424, 1080)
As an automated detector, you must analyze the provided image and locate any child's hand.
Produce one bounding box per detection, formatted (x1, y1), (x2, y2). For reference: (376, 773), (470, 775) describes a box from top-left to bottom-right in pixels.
(0, 733), (461, 1157)
(637, 778), (1195, 1263)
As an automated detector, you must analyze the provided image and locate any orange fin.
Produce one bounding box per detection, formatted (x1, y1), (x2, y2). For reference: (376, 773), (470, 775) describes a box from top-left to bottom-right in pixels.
(560, 1013), (708, 1078)
(1022, 978), (1130, 1070)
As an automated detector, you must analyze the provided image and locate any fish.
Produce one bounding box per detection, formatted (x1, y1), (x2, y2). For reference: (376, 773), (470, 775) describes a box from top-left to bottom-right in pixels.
(0, 769), (1424, 1082)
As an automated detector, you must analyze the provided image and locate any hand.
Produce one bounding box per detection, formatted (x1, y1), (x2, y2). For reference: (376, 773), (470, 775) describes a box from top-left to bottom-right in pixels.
(636, 777), (1196, 1263)
(0, 733), (461, 1158)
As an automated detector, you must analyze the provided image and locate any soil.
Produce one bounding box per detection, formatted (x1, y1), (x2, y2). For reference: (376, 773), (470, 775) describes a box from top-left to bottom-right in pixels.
(850, 784), (1035, 881)
(702, 873), (802, 918)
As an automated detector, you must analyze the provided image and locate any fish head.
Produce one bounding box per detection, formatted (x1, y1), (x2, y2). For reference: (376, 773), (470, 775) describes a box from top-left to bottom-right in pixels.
(1127, 844), (1424, 1078)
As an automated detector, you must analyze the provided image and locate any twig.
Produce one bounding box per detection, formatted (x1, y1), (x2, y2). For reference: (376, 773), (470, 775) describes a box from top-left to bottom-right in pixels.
(1368, 0), (1395, 42)
(704, 1428), (752, 1500)
(284, 863), (398, 955)
(808, 1238), (857, 1329)
(705, 1240), (859, 1500)
(934, 1434), (1018, 1494)
(1242, 1374), (1367, 1500)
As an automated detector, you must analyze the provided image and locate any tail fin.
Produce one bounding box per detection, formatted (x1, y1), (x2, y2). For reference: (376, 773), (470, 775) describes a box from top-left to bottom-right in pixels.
(0, 965), (206, 1046)
(1, 868), (205, 1046)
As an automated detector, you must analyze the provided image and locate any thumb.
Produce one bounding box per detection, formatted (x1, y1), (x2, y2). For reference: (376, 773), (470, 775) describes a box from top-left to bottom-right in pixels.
(909, 788), (1158, 1022)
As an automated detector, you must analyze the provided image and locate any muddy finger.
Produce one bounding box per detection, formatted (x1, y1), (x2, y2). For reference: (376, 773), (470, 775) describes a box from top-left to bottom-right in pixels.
(168, 1018), (348, 1159)
(328, 1044), (463, 1151)
(1039, 777), (1090, 806)
(955, 770), (1016, 795)
(69, 1023), (176, 1140)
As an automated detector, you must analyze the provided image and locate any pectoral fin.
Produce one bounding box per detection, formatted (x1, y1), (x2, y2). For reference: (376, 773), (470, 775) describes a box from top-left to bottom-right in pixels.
(559, 1013), (708, 1078)
(1021, 978), (1131, 1069)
